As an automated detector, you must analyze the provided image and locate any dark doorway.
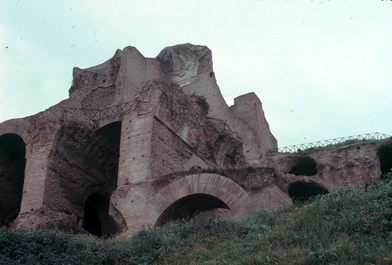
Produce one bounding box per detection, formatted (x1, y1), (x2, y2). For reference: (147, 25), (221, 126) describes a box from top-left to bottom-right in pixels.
(0, 134), (26, 226)
(95, 122), (122, 180)
(288, 181), (328, 202)
(378, 144), (392, 178)
(156, 193), (229, 226)
(83, 192), (118, 237)
(82, 122), (122, 237)
(288, 157), (318, 176)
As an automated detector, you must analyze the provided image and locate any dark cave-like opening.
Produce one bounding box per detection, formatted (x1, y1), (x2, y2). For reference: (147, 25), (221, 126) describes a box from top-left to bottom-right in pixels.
(0, 134), (26, 226)
(156, 193), (229, 226)
(83, 192), (118, 237)
(95, 121), (122, 180)
(82, 122), (122, 237)
(378, 144), (392, 178)
(288, 181), (328, 202)
(288, 157), (318, 176)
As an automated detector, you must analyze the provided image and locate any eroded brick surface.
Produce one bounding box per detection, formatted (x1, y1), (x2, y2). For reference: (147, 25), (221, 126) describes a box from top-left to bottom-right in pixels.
(0, 44), (387, 236)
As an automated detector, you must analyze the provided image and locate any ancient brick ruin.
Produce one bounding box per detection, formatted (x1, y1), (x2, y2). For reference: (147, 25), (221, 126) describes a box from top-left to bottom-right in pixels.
(0, 44), (391, 237)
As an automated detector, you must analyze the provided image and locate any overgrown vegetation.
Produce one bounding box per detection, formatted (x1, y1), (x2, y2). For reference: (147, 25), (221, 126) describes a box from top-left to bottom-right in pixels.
(324, 138), (389, 148)
(1, 175), (392, 265)
(299, 137), (392, 152)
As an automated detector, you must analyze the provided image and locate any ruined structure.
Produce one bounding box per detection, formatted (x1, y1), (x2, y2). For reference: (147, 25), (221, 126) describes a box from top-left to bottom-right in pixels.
(0, 44), (391, 237)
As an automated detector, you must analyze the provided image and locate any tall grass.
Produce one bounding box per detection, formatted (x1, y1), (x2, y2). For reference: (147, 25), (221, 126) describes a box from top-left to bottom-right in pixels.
(1, 175), (392, 265)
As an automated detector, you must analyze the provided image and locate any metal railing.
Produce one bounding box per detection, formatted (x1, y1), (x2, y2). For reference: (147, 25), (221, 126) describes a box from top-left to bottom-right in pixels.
(58, 80), (157, 121)
(278, 132), (392, 153)
(55, 76), (204, 122)
(60, 101), (134, 121)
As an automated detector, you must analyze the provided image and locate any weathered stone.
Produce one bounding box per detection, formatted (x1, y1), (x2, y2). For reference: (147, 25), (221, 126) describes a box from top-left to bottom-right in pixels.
(0, 44), (389, 237)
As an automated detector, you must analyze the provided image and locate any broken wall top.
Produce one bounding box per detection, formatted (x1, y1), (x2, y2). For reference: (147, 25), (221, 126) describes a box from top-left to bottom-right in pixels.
(23, 43), (279, 162)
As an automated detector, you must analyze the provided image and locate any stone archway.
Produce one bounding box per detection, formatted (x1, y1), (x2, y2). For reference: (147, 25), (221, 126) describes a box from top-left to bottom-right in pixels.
(0, 133), (26, 226)
(155, 193), (229, 226)
(43, 121), (122, 234)
(0, 119), (34, 146)
(154, 173), (250, 226)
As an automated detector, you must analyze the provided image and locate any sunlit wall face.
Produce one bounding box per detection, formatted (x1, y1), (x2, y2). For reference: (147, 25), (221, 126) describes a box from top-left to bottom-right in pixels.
(1, 0), (391, 147)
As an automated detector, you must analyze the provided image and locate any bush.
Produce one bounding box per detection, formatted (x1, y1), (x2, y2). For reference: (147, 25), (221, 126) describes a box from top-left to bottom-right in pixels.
(1, 178), (392, 264)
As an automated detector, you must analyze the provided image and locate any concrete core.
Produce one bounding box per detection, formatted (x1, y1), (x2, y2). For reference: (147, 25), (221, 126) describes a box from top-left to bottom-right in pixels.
(155, 193), (229, 226)
(0, 134), (26, 226)
(288, 181), (328, 202)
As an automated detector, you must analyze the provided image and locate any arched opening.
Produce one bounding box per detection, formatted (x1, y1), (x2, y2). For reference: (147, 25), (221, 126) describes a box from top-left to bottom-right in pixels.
(156, 193), (229, 226)
(94, 121), (122, 180)
(81, 121), (122, 237)
(0, 134), (26, 226)
(46, 121), (123, 234)
(378, 144), (392, 178)
(288, 181), (328, 202)
(288, 157), (318, 176)
(83, 192), (118, 237)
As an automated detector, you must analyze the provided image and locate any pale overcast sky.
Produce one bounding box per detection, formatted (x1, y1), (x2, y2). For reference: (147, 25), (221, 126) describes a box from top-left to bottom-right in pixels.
(0, 0), (391, 147)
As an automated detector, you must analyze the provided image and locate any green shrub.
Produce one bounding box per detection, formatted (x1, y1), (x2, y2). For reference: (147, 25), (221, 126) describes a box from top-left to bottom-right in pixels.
(1, 178), (392, 264)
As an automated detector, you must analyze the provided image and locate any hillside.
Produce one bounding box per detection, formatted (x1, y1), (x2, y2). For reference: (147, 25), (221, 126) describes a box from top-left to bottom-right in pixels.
(1, 175), (392, 265)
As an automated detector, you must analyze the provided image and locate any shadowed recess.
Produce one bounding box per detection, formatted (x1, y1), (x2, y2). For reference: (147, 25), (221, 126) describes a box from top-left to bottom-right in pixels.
(288, 181), (328, 202)
(46, 121), (123, 234)
(378, 144), (392, 178)
(95, 121), (122, 180)
(288, 157), (318, 176)
(0, 134), (26, 226)
(82, 122), (122, 237)
(83, 192), (118, 237)
(156, 193), (229, 226)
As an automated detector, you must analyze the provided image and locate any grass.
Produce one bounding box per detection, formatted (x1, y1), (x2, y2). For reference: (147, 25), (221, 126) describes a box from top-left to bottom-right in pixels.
(1, 174), (392, 265)
(324, 138), (388, 148)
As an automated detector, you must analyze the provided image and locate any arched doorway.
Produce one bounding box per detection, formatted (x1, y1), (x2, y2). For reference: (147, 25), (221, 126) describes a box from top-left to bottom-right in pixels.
(94, 121), (122, 181)
(0, 134), (26, 226)
(288, 181), (328, 202)
(45, 121), (123, 235)
(378, 144), (392, 178)
(155, 193), (229, 226)
(82, 121), (122, 237)
(154, 173), (251, 226)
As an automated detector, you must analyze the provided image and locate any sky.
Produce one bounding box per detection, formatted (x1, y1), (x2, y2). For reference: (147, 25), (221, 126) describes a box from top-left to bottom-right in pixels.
(0, 0), (391, 147)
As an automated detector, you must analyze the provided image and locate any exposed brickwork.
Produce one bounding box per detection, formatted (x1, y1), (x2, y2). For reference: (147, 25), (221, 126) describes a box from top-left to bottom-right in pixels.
(0, 44), (387, 236)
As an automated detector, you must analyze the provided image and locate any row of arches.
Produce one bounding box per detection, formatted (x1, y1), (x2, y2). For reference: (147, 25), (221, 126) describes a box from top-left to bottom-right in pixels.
(1, 122), (392, 233)
(0, 122), (123, 237)
(286, 145), (392, 202)
(288, 147), (392, 179)
(0, 123), (239, 235)
(54, 141), (392, 225)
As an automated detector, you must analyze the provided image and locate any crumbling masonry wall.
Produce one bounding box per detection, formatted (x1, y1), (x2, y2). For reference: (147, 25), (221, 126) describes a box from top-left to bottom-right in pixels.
(0, 43), (389, 236)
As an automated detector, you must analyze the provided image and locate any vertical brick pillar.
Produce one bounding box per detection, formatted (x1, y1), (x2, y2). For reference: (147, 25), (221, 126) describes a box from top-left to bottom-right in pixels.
(117, 113), (154, 185)
(111, 84), (163, 235)
(20, 143), (53, 212)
